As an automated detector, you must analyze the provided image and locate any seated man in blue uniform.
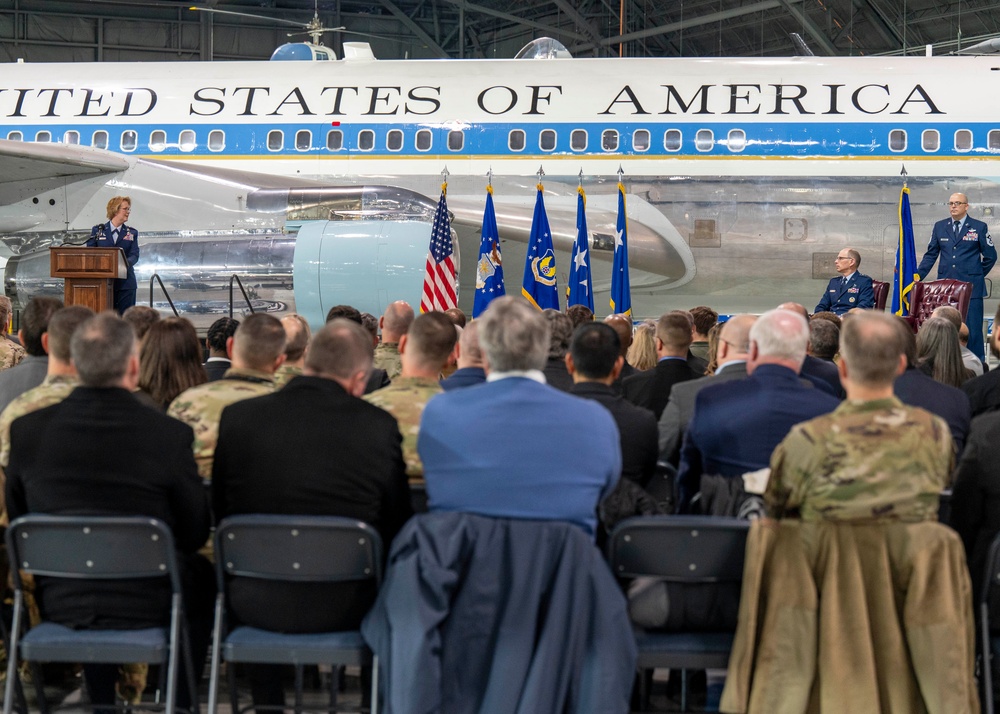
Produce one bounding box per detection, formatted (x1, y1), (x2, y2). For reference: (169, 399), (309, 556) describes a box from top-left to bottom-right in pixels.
(814, 247), (874, 316)
(918, 192), (997, 362)
(87, 195), (139, 314)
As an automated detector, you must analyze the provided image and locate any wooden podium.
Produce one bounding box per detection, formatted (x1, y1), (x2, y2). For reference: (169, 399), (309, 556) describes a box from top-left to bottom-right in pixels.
(50, 246), (127, 313)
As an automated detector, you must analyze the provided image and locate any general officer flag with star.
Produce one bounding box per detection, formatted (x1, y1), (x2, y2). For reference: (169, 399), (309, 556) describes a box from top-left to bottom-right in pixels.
(567, 186), (595, 312)
(610, 182), (632, 316)
(521, 183), (559, 310)
(473, 185), (505, 318)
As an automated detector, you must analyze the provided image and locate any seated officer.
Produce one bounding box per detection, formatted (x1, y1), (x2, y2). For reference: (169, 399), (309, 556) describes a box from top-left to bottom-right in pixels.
(814, 248), (875, 316)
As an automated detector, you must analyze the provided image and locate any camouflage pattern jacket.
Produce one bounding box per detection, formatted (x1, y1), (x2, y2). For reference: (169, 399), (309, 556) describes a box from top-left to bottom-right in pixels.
(364, 375), (442, 480)
(373, 342), (403, 380)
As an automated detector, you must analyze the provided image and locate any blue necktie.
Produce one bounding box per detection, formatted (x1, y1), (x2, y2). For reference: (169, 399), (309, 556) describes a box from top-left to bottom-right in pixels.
(954, 220), (961, 239)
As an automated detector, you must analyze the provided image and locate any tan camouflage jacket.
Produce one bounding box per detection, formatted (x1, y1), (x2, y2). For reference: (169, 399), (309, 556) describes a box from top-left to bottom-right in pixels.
(0, 338), (25, 372)
(273, 363), (303, 389)
(373, 342), (403, 379)
(363, 375), (442, 480)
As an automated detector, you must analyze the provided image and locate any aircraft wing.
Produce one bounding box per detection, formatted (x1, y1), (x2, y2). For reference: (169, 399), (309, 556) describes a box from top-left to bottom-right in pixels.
(0, 139), (128, 185)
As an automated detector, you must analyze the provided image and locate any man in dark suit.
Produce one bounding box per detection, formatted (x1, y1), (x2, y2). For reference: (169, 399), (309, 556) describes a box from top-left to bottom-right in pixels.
(203, 316), (238, 382)
(212, 318), (411, 708)
(814, 247), (875, 316)
(86, 195), (140, 314)
(677, 308), (840, 513)
(622, 311), (701, 419)
(5, 312), (212, 711)
(962, 303), (1000, 417)
(440, 320), (486, 391)
(658, 314), (756, 465)
(918, 192), (997, 361)
(781, 302), (843, 397)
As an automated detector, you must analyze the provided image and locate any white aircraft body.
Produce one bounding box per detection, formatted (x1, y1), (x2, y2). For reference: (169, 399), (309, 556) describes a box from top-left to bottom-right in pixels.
(1, 51), (999, 325)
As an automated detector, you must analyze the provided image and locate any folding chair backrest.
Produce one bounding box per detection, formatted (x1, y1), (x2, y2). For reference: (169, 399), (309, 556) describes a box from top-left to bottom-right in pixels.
(5, 515), (180, 589)
(608, 515), (749, 583)
(215, 515), (383, 586)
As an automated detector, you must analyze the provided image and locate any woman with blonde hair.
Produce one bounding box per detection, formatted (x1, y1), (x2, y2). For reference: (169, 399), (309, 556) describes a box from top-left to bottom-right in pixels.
(626, 320), (658, 371)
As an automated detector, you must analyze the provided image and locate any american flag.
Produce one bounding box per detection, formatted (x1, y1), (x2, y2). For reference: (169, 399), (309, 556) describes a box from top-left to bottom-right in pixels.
(420, 187), (458, 313)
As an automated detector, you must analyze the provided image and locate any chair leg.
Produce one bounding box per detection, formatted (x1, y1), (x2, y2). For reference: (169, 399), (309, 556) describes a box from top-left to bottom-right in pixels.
(369, 656), (379, 714)
(326, 665), (339, 709)
(206, 596), (224, 714)
(983, 602), (995, 714)
(180, 620), (200, 714)
(2, 592), (23, 714)
(680, 668), (688, 712)
(293, 665), (303, 714)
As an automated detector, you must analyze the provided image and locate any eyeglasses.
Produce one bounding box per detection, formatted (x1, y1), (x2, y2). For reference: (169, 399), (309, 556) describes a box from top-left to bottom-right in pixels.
(948, 201), (968, 207)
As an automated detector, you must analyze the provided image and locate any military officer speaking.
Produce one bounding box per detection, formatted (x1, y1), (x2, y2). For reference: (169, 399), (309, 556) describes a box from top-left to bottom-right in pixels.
(918, 192), (997, 362)
(815, 247), (875, 316)
(87, 195), (140, 314)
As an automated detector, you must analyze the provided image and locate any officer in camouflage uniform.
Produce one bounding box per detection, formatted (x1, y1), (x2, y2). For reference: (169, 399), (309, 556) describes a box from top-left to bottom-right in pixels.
(0, 296), (24, 372)
(168, 314), (286, 480)
(372, 300), (414, 380)
(273, 314), (310, 389)
(364, 311), (456, 481)
(766, 312), (953, 522)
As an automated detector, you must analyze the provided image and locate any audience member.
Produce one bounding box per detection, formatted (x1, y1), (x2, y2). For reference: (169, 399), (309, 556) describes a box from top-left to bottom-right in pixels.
(440, 319), (486, 391)
(810, 311), (843, 330)
(917, 317), (973, 388)
(374, 301), (414, 379)
(703, 323), (721, 376)
(138, 317), (207, 410)
(808, 318), (839, 362)
(565, 304), (594, 329)
(203, 317), (239, 382)
(359, 312), (379, 346)
(121, 305), (161, 345)
(541, 309), (574, 391)
(658, 315), (756, 465)
(622, 311), (700, 420)
(778, 302), (843, 396)
(689, 306), (718, 363)
(674, 310), (709, 374)
(213, 319), (410, 710)
(443, 307), (467, 328)
(5, 312), (212, 712)
(273, 314), (310, 388)
(0, 296), (62, 414)
(604, 314), (637, 387)
(962, 304), (1000, 416)
(627, 321), (657, 371)
(419, 296), (620, 537)
(365, 312), (457, 481)
(932, 305), (984, 376)
(168, 314), (286, 480)
(677, 309), (839, 514)
(892, 316), (971, 454)
(0, 296), (24, 370)
(326, 305), (390, 393)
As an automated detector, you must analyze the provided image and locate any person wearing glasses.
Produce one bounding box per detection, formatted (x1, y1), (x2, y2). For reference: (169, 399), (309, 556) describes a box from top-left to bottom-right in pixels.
(87, 195), (140, 314)
(918, 193), (997, 362)
(814, 247), (874, 316)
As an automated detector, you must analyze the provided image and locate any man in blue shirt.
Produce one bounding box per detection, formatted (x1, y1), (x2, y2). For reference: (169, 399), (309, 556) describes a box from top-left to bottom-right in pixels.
(918, 192), (997, 361)
(815, 248), (874, 316)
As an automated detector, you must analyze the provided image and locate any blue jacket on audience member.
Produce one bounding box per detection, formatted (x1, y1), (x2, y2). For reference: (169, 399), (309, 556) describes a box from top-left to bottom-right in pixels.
(814, 272), (875, 315)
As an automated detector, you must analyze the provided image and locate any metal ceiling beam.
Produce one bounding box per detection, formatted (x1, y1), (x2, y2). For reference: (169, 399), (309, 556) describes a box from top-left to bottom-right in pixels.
(376, 0), (449, 57)
(439, 0), (589, 42)
(550, 0), (606, 56)
(775, 0), (838, 55)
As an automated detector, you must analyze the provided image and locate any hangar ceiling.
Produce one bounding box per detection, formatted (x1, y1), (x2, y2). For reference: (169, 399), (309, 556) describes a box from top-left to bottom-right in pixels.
(0, 0), (998, 62)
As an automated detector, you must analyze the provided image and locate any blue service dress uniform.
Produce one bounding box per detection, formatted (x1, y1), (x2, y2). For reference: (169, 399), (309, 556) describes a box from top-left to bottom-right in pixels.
(918, 215), (997, 361)
(814, 272), (875, 316)
(86, 221), (140, 313)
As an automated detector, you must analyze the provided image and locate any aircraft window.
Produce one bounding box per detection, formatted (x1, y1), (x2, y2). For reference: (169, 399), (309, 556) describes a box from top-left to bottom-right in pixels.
(35, 131), (51, 143)
(179, 130), (196, 152)
(120, 131), (137, 151)
(989, 130), (1000, 151)
(508, 130), (526, 152)
(387, 129), (404, 151)
(448, 130), (464, 151)
(267, 130), (283, 151)
(7, 131), (22, 142)
(295, 130), (312, 151)
(63, 130), (80, 145)
(208, 130), (225, 152)
(727, 129), (746, 152)
(633, 129), (650, 152)
(602, 129), (619, 151)
(570, 130), (587, 151)
(664, 129), (682, 152)
(149, 130), (167, 152)
(695, 129), (714, 152)
(326, 130), (343, 151)
(415, 129), (432, 151)
(955, 129), (973, 152)
(539, 129), (556, 152)
(358, 130), (375, 151)
(922, 129), (939, 152)
(888, 129), (906, 152)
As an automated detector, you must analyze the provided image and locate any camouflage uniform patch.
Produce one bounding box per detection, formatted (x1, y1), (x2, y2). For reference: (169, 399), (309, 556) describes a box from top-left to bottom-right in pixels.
(273, 363), (303, 389)
(363, 376), (442, 481)
(373, 343), (402, 379)
(766, 397), (953, 522)
(167, 368), (275, 480)
(0, 338), (25, 372)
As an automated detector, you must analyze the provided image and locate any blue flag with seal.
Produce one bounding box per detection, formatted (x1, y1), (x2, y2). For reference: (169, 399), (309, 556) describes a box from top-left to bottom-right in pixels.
(567, 186), (594, 312)
(892, 185), (919, 316)
(473, 185), (505, 318)
(521, 183), (559, 310)
(610, 182), (632, 316)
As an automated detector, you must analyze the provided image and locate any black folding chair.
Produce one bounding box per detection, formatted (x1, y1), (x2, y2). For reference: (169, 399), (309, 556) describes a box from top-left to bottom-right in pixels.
(207, 515), (382, 714)
(2, 515), (196, 714)
(607, 515), (750, 712)
(979, 532), (1000, 714)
